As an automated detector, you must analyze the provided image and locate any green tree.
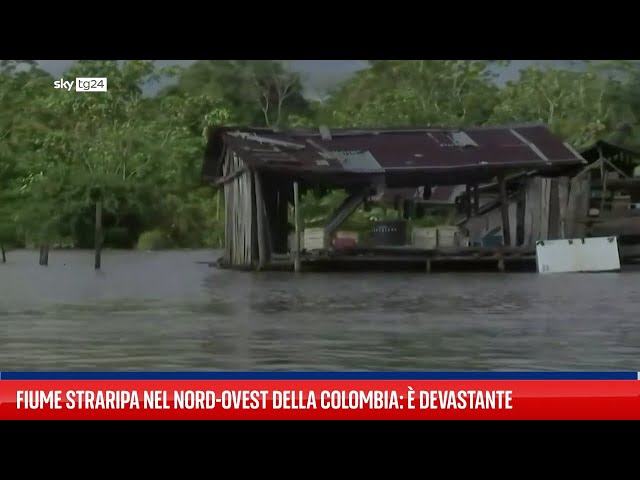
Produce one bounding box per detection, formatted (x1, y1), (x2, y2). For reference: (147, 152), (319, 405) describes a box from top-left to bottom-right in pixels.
(490, 65), (621, 148)
(168, 60), (310, 127)
(320, 60), (500, 127)
(0, 61), (53, 254)
(6, 59), (640, 259)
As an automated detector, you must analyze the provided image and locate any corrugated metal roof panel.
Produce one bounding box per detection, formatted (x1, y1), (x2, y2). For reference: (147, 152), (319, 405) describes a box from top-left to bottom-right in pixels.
(203, 124), (586, 182)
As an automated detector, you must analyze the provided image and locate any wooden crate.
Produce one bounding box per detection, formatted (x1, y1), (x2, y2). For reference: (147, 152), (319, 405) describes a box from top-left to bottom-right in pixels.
(335, 230), (359, 243)
(455, 231), (470, 247)
(413, 226), (469, 248)
(611, 195), (631, 214)
(304, 228), (328, 250)
(437, 226), (459, 247)
(412, 227), (438, 248)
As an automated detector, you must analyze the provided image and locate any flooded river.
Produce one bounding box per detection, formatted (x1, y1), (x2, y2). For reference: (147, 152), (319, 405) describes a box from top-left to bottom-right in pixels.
(1, 249), (638, 371)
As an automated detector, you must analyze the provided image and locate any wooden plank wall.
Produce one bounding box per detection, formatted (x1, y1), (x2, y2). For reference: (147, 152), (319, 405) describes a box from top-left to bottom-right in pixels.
(547, 179), (560, 239)
(539, 178), (551, 240)
(464, 201), (518, 246)
(524, 178), (543, 245)
(508, 201), (518, 246)
(565, 175), (591, 238)
(523, 177), (552, 244)
(557, 177), (569, 238)
(547, 178), (570, 240)
(523, 175), (588, 245)
(222, 151), (256, 267)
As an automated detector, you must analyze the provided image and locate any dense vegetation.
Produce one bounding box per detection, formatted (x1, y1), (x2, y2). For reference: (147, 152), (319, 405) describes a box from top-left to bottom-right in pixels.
(1, 59), (640, 255)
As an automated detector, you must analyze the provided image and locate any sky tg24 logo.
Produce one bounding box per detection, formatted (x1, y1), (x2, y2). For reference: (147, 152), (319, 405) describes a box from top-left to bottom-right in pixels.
(53, 77), (108, 92)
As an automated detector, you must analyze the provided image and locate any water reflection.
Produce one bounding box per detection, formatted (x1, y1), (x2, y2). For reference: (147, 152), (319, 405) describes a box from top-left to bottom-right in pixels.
(1, 249), (639, 371)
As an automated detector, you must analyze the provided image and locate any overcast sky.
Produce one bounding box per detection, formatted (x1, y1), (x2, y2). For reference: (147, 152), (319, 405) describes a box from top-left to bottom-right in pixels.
(36, 60), (370, 96)
(35, 60), (568, 97)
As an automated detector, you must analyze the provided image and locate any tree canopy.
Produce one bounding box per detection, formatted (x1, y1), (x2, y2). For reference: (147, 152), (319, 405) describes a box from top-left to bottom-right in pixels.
(1, 59), (639, 252)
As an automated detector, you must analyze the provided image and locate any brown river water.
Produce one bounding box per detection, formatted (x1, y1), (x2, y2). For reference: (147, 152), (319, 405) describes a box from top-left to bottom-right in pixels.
(1, 249), (638, 371)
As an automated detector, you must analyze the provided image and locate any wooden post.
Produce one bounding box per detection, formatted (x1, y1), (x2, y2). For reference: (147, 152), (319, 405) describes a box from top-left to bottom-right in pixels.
(499, 175), (511, 246)
(254, 172), (268, 270)
(94, 200), (103, 270)
(473, 184), (480, 214)
(39, 245), (49, 266)
(293, 181), (301, 273)
(548, 179), (560, 239)
(262, 183), (274, 256)
(276, 188), (290, 254)
(516, 193), (525, 246)
(465, 184), (472, 218)
(599, 149), (607, 215)
(1, 244), (6, 263)
(216, 191), (221, 221)
(250, 178), (259, 266)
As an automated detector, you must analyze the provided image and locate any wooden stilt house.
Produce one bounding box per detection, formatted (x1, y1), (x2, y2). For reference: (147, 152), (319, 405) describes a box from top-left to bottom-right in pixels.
(202, 123), (587, 271)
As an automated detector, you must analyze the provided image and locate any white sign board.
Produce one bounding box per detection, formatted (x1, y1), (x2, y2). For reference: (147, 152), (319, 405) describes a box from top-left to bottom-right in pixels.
(536, 237), (621, 274)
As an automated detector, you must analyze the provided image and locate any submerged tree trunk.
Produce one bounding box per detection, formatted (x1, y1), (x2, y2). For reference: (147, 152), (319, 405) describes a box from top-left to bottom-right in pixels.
(94, 200), (103, 270)
(1, 244), (6, 263)
(39, 245), (49, 266)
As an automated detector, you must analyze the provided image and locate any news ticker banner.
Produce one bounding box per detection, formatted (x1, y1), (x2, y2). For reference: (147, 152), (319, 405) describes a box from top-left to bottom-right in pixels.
(1, 371), (640, 420)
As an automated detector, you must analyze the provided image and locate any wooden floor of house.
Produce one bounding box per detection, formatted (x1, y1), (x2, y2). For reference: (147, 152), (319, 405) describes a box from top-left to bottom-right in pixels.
(213, 245), (535, 272)
(295, 245), (537, 272)
(210, 243), (640, 273)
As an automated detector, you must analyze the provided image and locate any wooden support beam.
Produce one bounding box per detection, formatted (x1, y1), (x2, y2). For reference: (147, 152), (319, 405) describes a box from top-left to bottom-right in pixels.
(227, 131), (306, 150)
(548, 179), (560, 239)
(473, 184), (479, 214)
(465, 184), (472, 218)
(499, 175), (511, 246)
(215, 191), (221, 221)
(262, 183), (277, 256)
(293, 181), (301, 273)
(250, 180), (259, 266)
(516, 193), (526, 246)
(324, 188), (368, 237)
(254, 171), (269, 270)
(213, 167), (247, 186)
(275, 188), (289, 253)
(573, 157), (603, 179)
(599, 147), (608, 214)
(591, 177), (640, 191)
(602, 157), (630, 179)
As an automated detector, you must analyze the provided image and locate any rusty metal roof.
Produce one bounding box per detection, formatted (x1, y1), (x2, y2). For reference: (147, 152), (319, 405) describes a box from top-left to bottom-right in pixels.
(580, 140), (640, 163)
(203, 123), (586, 185)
